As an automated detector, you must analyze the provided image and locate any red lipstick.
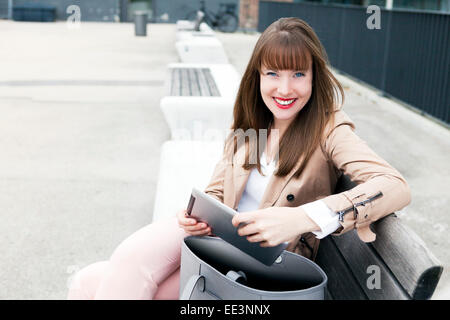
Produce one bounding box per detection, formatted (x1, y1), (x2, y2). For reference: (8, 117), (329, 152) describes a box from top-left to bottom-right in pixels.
(273, 97), (297, 109)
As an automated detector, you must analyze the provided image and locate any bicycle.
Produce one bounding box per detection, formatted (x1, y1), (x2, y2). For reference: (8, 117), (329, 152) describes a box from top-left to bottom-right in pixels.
(185, 0), (239, 33)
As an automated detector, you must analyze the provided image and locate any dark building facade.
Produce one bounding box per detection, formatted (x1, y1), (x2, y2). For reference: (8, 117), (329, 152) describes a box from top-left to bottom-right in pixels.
(0, 0), (122, 21)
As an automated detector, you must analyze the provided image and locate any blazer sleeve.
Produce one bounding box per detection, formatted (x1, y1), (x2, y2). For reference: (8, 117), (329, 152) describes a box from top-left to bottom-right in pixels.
(320, 112), (411, 242)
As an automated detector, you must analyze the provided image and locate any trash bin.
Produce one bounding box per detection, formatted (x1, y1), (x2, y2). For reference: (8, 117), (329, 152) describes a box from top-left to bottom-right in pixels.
(13, 3), (56, 22)
(134, 11), (147, 36)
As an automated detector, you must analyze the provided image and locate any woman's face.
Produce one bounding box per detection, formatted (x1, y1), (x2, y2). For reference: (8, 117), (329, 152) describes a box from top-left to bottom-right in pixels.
(259, 58), (313, 126)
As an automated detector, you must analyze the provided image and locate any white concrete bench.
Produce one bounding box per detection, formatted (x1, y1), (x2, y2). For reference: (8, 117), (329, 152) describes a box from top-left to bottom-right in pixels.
(176, 20), (197, 31)
(160, 63), (240, 140)
(152, 140), (224, 222)
(176, 10), (204, 32)
(176, 22), (215, 42)
(160, 96), (233, 141)
(176, 10), (205, 32)
(175, 36), (229, 64)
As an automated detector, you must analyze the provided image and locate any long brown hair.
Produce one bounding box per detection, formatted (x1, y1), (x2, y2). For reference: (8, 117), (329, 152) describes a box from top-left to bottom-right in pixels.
(226, 17), (344, 178)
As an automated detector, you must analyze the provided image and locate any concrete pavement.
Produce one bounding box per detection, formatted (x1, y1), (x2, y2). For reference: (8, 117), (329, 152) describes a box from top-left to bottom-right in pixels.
(0, 21), (176, 299)
(0, 21), (448, 299)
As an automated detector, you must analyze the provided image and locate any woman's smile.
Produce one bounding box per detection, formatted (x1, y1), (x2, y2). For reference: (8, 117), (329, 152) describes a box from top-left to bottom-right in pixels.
(273, 97), (298, 109)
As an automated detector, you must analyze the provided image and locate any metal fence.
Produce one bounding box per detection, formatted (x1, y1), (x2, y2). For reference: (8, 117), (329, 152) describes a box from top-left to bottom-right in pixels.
(258, 1), (449, 125)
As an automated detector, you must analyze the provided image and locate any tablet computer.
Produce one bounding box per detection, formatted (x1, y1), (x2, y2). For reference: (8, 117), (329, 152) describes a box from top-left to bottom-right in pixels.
(186, 188), (288, 266)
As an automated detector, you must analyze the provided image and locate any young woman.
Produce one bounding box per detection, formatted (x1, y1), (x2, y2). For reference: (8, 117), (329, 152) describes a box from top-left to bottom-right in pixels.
(67, 17), (410, 300)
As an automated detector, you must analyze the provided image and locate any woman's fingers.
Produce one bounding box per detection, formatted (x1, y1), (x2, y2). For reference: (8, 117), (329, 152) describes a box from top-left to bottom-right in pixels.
(183, 222), (209, 232)
(177, 209), (197, 226)
(237, 222), (258, 237)
(179, 218), (197, 227)
(246, 233), (264, 243)
(176, 210), (212, 236)
(180, 222), (211, 236)
(187, 227), (212, 236)
(235, 221), (265, 245)
(232, 211), (256, 227)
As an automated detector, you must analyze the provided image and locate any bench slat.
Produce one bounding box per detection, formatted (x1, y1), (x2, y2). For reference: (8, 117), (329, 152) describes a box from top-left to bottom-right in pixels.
(371, 215), (443, 299)
(196, 68), (212, 96)
(332, 228), (410, 299)
(169, 67), (221, 97)
(188, 68), (201, 96)
(181, 68), (190, 96)
(328, 174), (443, 299)
(203, 68), (221, 96)
(315, 236), (368, 300)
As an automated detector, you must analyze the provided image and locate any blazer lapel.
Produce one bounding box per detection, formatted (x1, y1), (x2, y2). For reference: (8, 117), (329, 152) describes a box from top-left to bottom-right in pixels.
(257, 163), (300, 209)
(231, 145), (303, 210)
(230, 145), (251, 210)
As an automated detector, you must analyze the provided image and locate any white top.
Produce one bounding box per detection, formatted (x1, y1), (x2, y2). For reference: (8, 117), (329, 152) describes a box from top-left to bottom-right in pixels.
(237, 153), (341, 239)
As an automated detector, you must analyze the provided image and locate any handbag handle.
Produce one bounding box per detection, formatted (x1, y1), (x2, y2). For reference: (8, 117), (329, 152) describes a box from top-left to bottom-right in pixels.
(180, 271), (246, 300)
(180, 274), (205, 300)
(226, 270), (247, 284)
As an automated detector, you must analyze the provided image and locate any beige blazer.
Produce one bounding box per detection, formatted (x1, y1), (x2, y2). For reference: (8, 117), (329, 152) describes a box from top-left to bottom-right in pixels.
(204, 110), (411, 260)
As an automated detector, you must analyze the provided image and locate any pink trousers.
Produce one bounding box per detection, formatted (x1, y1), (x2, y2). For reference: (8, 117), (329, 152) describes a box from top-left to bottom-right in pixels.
(67, 217), (187, 300)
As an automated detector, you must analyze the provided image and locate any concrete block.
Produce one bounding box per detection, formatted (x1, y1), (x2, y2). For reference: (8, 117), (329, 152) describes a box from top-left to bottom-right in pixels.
(160, 96), (234, 140)
(176, 24), (215, 41)
(152, 140), (224, 222)
(175, 37), (229, 64)
(160, 63), (241, 139)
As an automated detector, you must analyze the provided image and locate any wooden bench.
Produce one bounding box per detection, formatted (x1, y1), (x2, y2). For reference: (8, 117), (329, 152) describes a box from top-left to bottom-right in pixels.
(315, 175), (443, 300)
(160, 63), (239, 140)
(166, 63), (240, 98)
(169, 67), (220, 97)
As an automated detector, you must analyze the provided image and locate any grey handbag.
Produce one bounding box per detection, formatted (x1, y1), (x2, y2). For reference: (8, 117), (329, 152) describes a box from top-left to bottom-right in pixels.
(179, 236), (328, 300)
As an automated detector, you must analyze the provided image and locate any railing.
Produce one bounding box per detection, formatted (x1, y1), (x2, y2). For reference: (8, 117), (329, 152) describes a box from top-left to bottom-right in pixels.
(258, 1), (449, 125)
(0, 0), (10, 19)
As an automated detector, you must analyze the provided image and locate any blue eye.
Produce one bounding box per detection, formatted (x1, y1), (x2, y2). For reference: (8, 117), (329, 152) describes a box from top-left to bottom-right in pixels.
(266, 72), (277, 77)
(294, 72), (305, 78)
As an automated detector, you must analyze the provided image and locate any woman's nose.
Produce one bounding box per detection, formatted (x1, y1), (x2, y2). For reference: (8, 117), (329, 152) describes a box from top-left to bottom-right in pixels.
(277, 77), (293, 96)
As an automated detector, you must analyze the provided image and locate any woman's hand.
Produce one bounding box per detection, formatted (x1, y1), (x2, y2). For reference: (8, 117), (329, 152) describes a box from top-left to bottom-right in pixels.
(177, 209), (212, 236)
(231, 207), (320, 247)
